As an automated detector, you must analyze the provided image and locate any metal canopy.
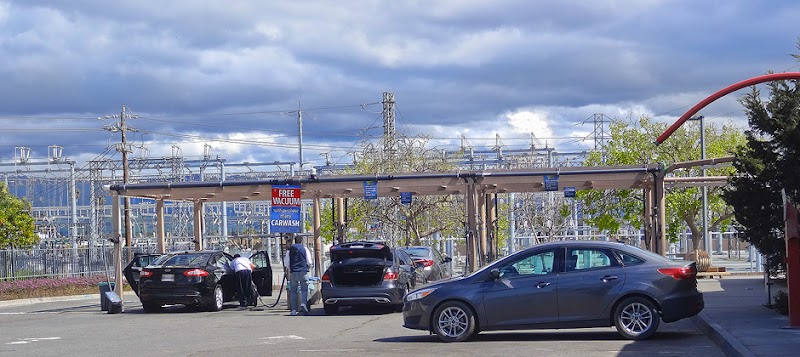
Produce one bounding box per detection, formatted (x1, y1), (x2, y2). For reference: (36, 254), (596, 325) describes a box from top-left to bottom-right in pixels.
(108, 164), (661, 201)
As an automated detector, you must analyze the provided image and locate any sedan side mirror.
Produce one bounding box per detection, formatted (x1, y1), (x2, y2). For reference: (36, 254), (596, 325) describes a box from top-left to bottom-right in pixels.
(489, 268), (500, 280)
(443, 257), (452, 263)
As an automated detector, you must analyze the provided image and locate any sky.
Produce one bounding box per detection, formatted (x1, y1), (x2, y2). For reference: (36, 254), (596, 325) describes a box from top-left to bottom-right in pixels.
(1, 0), (799, 171)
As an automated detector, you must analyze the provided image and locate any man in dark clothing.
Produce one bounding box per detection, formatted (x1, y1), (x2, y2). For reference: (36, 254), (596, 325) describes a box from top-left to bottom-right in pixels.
(231, 253), (256, 309)
(283, 236), (313, 315)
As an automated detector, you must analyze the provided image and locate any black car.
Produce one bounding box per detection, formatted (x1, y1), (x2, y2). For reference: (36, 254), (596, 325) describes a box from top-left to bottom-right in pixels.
(321, 241), (419, 314)
(399, 246), (452, 282)
(403, 240), (704, 342)
(125, 250), (273, 312)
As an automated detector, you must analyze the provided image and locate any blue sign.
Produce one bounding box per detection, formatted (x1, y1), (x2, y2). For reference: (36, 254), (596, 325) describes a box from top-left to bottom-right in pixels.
(270, 206), (301, 233)
(564, 186), (576, 198)
(544, 175), (559, 191)
(364, 180), (378, 199)
(400, 192), (413, 204)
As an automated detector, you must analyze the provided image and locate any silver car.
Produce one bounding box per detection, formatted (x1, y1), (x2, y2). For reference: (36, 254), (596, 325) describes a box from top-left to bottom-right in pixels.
(402, 240), (704, 342)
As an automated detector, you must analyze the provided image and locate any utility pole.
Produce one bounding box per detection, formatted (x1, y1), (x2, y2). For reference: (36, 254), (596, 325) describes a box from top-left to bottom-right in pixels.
(297, 102), (304, 170)
(101, 105), (137, 253)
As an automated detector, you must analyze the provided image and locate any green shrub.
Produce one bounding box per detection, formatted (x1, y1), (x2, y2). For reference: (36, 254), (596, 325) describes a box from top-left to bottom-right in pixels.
(773, 291), (789, 315)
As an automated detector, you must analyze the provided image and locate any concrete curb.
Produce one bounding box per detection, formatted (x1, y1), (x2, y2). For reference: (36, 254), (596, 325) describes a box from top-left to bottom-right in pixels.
(0, 294), (99, 308)
(692, 312), (755, 357)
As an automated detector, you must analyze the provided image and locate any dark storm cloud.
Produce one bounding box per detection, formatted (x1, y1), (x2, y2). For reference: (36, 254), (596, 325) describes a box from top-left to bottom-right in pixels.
(1, 0), (799, 165)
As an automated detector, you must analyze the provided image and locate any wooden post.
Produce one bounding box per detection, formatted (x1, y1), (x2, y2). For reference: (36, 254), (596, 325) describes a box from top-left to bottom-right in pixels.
(465, 181), (478, 273)
(111, 194), (123, 304)
(193, 201), (203, 251)
(478, 191), (487, 265)
(313, 196), (322, 278)
(156, 199), (165, 254)
(336, 197), (345, 243)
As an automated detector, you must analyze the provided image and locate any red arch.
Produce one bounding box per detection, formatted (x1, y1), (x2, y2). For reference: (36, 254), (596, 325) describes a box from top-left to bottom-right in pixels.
(655, 72), (800, 145)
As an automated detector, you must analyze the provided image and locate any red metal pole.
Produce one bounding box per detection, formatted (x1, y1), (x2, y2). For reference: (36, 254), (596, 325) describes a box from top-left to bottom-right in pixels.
(656, 72), (800, 145)
(785, 196), (800, 327)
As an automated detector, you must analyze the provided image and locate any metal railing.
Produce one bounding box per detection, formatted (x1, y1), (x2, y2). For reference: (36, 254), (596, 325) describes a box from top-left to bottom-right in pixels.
(0, 246), (151, 280)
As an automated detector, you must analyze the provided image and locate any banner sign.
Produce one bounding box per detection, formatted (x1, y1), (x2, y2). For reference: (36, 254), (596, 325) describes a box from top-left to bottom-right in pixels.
(564, 186), (576, 198)
(544, 175), (559, 191)
(270, 185), (302, 233)
(364, 180), (378, 199)
(400, 192), (413, 204)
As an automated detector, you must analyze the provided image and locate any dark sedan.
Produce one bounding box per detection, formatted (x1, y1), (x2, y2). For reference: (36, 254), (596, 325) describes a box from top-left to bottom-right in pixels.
(402, 240), (704, 342)
(125, 250), (272, 312)
(321, 241), (419, 314)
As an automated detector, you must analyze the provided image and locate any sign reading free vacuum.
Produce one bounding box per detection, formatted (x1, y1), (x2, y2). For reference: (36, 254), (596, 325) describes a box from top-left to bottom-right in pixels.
(270, 185), (302, 233)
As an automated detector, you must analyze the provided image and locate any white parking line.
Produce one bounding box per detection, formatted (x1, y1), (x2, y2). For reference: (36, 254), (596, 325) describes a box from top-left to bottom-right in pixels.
(6, 337), (61, 345)
(259, 335), (305, 340)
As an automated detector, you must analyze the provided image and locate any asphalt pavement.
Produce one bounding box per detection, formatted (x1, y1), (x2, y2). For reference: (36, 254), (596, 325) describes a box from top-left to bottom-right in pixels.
(1, 253), (797, 356)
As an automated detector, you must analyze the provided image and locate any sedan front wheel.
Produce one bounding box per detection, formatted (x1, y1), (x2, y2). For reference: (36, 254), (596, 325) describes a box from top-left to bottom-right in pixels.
(432, 301), (477, 342)
(613, 296), (660, 340)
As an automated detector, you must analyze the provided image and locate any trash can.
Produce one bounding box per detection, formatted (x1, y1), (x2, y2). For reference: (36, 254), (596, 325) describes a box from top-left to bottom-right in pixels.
(99, 282), (115, 311)
(307, 277), (321, 306)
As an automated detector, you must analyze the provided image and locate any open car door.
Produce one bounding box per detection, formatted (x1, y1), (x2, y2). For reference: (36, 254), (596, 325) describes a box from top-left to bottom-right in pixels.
(249, 251), (273, 296)
(123, 253), (162, 297)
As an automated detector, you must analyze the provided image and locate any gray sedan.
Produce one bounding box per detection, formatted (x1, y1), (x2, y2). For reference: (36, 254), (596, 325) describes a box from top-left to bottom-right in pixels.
(402, 240), (704, 342)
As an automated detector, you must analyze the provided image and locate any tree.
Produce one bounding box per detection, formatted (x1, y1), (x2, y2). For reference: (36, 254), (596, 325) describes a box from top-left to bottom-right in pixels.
(723, 42), (800, 274)
(579, 116), (745, 251)
(319, 135), (465, 246)
(0, 183), (39, 248)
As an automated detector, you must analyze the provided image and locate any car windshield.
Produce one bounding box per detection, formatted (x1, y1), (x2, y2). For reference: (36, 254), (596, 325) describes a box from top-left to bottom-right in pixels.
(153, 253), (211, 267)
(403, 248), (431, 257)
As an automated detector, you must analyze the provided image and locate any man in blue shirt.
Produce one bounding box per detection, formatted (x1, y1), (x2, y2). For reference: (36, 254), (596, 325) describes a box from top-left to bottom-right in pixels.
(283, 236), (313, 315)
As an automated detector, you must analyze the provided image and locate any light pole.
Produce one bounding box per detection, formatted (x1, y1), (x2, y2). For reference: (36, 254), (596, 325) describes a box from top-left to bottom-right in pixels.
(689, 116), (710, 256)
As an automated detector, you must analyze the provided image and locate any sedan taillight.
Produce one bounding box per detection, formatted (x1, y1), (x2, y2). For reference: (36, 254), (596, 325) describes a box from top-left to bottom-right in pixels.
(321, 271), (330, 282)
(417, 259), (435, 267)
(658, 266), (697, 280)
(140, 270), (153, 278)
(183, 269), (209, 277)
(383, 271), (399, 281)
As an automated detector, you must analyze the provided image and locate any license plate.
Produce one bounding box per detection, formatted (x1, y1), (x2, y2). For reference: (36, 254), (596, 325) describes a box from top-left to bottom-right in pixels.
(161, 274), (174, 282)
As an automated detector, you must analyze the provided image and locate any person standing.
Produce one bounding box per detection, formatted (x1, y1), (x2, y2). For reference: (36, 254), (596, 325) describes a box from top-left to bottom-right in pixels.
(231, 253), (256, 309)
(283, 236), (313, 315)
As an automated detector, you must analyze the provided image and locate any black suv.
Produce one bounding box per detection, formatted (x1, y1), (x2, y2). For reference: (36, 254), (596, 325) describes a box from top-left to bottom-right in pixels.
(321, 241), (419, 314)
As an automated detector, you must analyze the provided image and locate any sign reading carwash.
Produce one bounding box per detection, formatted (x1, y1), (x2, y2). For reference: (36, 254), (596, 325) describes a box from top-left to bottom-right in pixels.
(270, 185), (302, 233)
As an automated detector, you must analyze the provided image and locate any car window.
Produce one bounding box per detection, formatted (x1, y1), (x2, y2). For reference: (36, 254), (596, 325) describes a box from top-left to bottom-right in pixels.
(162, 253), (211, 267)
(396, 250), (411, 265)
(614, 249), (645, 266)
(214, 253), (232, 270)
(404, 247), (431, 258)
(565, 248), (617, 272)
(499, 249), (556, 278)
(250, 252), (269, 268)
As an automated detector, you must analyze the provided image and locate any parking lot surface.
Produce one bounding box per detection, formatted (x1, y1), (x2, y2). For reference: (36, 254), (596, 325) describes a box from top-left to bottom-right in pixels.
(0, 293), (725, 357)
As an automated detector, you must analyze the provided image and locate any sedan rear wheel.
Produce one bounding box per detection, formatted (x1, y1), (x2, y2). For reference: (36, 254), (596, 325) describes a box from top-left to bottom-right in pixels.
(613, 296), (660, 340)
(432, 301), (476, 342)
(207, 284), (224, 312)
